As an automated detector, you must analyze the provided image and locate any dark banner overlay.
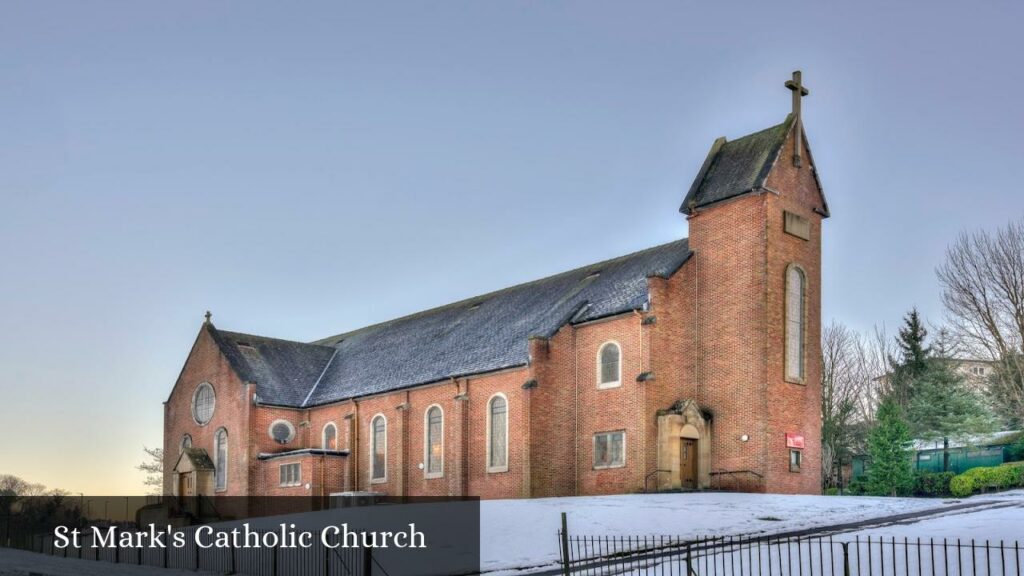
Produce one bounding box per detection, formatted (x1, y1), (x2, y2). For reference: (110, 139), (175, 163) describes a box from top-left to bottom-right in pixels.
(0, 496), (480, 576)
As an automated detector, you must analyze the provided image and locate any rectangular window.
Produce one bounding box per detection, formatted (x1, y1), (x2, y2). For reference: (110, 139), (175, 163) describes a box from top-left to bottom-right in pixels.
(593, 431), (626, 469)
(789, 449), (802, 472)
(784, 211), (810, 240)
(279, 463), (301, 487)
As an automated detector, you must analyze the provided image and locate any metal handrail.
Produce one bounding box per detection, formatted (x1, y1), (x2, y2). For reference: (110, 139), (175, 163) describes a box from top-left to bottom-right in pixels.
(708, 469), (765, 491)
(643, 469), (672, 493)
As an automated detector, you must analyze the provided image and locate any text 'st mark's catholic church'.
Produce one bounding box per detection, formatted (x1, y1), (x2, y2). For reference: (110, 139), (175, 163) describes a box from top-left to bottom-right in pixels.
(164, 72), (829, 499)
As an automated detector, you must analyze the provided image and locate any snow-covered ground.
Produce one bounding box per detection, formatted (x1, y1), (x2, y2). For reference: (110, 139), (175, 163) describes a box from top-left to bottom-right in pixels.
(479, 492), (1023, 573)
(850, 489), (1024, 542)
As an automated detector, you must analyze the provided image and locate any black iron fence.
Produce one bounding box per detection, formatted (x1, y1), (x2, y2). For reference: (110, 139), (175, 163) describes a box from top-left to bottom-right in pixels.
(1, 524), (371, 576)
(557, 532), (1024, 576)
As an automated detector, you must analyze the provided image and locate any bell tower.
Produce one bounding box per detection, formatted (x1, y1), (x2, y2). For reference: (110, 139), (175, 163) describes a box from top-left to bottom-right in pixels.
(680, 71), (828, 493)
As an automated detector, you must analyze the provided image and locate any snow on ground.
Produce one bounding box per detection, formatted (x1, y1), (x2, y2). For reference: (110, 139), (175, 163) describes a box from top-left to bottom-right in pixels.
(849, 490), (1024, 542)
(0, 547), (200, 576)
(479, 492), (974, 572)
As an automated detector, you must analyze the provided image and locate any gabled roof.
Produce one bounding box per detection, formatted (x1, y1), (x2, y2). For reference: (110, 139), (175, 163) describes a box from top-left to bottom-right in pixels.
(681, 114), (802, 214)
(206, 325), (337, 407)
(173, 447), (215, 472)
(206, 239), (691, 408)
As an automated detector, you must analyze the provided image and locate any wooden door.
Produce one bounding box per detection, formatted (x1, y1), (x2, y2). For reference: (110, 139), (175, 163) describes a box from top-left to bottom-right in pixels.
(680, 439), (697, 489)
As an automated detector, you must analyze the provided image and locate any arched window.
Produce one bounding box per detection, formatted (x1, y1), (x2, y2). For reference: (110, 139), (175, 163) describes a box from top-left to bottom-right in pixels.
(370, 415), (387, 482)
(487, 395), (508, 472)
(785, 265), (806, 382)
(598, 342), (621, 388)
(322, 423), (337, 450)
(180, 434), (192, 453)
(214, 428), (228, 492)
(192, 383), (216, 425)
(424, 406), (443, 478)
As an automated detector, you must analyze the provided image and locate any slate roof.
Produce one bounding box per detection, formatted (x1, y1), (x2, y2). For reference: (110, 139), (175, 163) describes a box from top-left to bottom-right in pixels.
(208, 327), (337, 407)
(681, 114), (796, 214)
(175, 447), (215, 472)
(257, 449), (350, 460)
(207, 239), (691, 408)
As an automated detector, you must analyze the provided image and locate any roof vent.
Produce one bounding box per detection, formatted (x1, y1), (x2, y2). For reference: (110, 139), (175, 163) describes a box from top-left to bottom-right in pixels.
(585, 271), (601, 280)
(468, 302), (483, 310)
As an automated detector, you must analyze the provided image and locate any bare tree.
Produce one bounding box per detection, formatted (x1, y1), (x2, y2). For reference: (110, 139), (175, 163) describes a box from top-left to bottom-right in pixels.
(137, 446), (164, 496)
(937, 218), (1024, 425)
(821, 322), (884, 489)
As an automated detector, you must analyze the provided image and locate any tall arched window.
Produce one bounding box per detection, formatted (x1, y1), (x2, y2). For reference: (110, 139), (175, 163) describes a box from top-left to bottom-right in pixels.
(214, 428), (228, 492)
(598, 342), (621, 388)
(785, 265), (806, 382)
(370, 415), (387, 482)
(322, 423), (337, 450)
(425, 406), (443, 477)
(487, 394), (508, 472)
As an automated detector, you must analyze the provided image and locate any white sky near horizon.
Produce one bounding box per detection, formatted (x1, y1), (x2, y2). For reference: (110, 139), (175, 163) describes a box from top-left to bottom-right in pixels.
(1, 1), (1022, 494)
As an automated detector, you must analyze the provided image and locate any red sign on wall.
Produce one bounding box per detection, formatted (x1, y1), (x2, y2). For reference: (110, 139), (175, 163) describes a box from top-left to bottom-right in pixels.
(785, 433), (805, 449)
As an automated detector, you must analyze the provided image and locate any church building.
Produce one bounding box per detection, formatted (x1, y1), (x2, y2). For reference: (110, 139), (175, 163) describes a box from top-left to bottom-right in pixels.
(164, 73), (828, 499)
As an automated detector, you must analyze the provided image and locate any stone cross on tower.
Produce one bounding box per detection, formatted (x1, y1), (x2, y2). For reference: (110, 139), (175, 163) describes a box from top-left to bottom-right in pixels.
(785, 70), (809, 167)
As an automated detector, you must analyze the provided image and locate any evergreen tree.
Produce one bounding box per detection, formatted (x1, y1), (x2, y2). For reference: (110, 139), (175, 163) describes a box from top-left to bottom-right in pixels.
(866, 399), (914, 496)
(897, 308), (931, 370)
(906, 361), (996, 470)
(886, 308), (932, 410)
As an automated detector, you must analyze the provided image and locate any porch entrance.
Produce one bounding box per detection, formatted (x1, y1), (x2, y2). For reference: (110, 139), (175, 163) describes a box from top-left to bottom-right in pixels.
(656, 399), (710, 491)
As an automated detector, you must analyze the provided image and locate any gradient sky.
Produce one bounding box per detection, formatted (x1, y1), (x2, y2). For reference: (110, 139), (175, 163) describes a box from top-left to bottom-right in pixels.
(1, 1), (1022, 495)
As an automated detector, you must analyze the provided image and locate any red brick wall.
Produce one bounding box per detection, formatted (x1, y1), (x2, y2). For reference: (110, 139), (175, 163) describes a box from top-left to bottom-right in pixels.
(163, 326), (253, 497)
(761, 129), (824, 494)
(687, 193), (771, 484)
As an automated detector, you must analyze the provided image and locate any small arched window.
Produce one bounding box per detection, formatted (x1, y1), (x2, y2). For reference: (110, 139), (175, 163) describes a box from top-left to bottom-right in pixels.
(191, 383), (216, 425)
(487, 395), (508, 472)
(425, 406), (443, 477)
(785, 265), (806, 382)
(180, 434), (192, 453)
(214, 428), (228, 492)
(322, 423), (338, 450)
(598, 342), (621, 388)
(370, 415), (387, 482)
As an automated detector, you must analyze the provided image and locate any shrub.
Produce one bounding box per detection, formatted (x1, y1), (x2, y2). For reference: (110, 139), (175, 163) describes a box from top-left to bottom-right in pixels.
(913, 471), (955, 497)
(845, 478), (868, 495)
(949, 475), (974, 497)
(824, 487), (839, 496)
(949, 462), (1024, 497)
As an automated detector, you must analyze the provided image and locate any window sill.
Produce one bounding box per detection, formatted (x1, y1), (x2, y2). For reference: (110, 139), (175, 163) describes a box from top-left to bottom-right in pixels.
(278, 484), (302, 488)
(597, 382), (621, 390)
(486, 466), (508, 474)
(424, 472), (443, 480)
(593, 463), (626, 470)
(369, 477), (387, 485)
(784, 377), (806, 386)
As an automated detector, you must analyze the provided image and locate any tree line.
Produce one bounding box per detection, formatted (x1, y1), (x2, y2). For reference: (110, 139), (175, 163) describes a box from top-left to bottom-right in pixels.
(822, 217), (1024, 496)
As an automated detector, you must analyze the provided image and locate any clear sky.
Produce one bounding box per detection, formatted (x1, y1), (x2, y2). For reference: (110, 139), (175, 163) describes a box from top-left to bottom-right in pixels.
(1, 1), (1022, 495)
